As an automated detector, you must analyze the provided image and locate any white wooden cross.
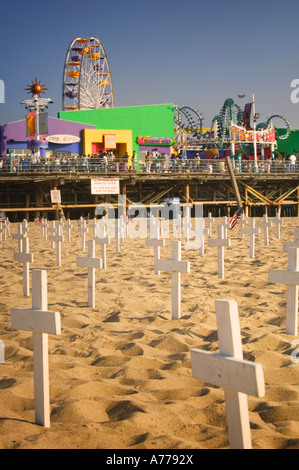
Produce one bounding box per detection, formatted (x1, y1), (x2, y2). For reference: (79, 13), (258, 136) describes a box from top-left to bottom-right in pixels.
(115, 218), (121, 252)
(41, 218), (48, 240)
(272, 210), (283, 239)
(64, 219), (72, 242)
(189, 218), (209, 254)
(268, 247), (299, 335)
(2, 218), (9, 241)
(182, 203), (192, 245)
(89, 218), (98, 239)
(77, 239), (102, 307)
(57, 217), (64, 235)
(5, 217), (10, 237)
(282, 227), (299, 252)
(47, 221), (56, 249)
(208, 224), (230, 279)
(204, 212), (214, 237)
(222, 216), (230, 239)
(241, 217), (260, 259)
(78, 219), (89, 251)
(12, 224), (26, 252)
(191, 299), (265, 449)
(50, 224), (64, 267)
(11, 269), (61, 427)
(257, 214), (272, 246)
(149, 212), (159, 239)
(95, 227), (110, 269)
(14, 236), (34, 297)
(119, 214), (127, 242)
(146, 235), (166, 275)
(240, 212), (247, 238)
(22, 219), (29, 236)
(155, 240), (190, 319)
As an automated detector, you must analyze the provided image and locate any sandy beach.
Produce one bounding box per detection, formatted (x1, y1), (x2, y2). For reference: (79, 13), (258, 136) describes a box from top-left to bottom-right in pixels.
(0, 215), (299, 450)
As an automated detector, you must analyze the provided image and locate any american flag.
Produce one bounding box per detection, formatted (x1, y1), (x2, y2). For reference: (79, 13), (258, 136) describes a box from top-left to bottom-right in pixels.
(229, 207), (243, 230)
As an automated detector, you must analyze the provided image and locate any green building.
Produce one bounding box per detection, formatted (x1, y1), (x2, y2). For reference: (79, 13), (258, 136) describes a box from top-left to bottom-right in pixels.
(59, 103), (175, 165)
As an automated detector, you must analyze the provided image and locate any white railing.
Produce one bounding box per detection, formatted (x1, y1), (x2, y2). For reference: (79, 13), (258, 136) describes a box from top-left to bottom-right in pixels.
(0, 157), (298, 174)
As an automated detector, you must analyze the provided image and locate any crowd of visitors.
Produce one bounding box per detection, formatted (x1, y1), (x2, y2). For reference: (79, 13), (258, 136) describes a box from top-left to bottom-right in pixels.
(0, 149), (298, 174)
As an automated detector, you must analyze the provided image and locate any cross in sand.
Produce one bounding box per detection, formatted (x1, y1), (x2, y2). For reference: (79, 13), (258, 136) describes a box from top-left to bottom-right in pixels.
(241, 217), (260, 259)
(155, 240), (190, 319)
(146, 234), (166, 275)
(78, 219), (88, 251)
(41, 219), (48, 240)
(182, 203), (192, 244)
(191, 299), (265, 449)
(50, 224), (64, 267)
(189, 218), (209, 255)
(64, 219), (72, 242)
(239, 212), (247, 238)
(272, 210), (283, 239)
(14, 236), (34, 297)
(47, 222), (56, 249)
(22, 219), (29, 236)
(95, 226), (110, 269)
(4, 217), (10, 237)
(12, 224), (26, 252)
(89, 218), (98, 239)
(77, 239), (102, 307)
(221, 216), (231, 239)
(257, 214), (272, 246)
(1, 218), (9, 241)
(268, 247), (299, 335)
(11, 269), (61, 427)
(204, 212), (214, 237)
(208, 224), (230, 279)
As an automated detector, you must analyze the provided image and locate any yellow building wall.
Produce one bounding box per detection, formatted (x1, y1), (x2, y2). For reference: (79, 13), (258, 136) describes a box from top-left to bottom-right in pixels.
(83, 129), (133, 161)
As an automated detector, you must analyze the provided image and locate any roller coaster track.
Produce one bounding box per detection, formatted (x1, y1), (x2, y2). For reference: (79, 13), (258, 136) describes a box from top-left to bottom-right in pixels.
(174, 99), (292, 150)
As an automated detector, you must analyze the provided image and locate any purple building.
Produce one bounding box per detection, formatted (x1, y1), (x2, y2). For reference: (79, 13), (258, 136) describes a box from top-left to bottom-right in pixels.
(0, 116), (96, 157)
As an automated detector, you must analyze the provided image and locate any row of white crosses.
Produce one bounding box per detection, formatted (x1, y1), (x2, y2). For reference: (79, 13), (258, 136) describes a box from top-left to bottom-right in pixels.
(9, 259), (268, 446)
(6, 213), (291, 447)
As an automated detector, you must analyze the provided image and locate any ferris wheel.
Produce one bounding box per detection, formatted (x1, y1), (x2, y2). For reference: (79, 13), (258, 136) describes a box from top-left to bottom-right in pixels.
(62, 36), (114, 111)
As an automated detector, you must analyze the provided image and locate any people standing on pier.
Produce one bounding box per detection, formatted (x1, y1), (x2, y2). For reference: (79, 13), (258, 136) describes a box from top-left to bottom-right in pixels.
(132, 151), (137, 172)
(289, 151), (297, 172)
(145, 151), (152, 172)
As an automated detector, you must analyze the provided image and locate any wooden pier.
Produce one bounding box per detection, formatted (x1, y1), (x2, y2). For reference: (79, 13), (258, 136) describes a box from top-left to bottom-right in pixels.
(1, 170), (299, 221)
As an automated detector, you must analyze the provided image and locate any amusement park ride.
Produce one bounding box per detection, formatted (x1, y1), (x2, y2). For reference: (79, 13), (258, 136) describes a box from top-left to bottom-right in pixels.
(62, 36), (114, 111)
(173, 100), (292, 210)
(174, 99), (291, 155)
(17, 35), (294, 217)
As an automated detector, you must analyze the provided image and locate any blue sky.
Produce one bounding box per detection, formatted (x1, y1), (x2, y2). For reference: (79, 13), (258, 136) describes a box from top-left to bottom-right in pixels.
(1, 0), (299, 130)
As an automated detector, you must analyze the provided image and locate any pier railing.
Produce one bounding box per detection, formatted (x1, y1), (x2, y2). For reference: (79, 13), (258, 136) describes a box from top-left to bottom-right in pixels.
(1, 158), (299, 174)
